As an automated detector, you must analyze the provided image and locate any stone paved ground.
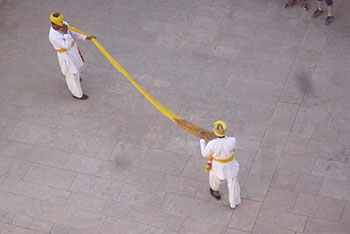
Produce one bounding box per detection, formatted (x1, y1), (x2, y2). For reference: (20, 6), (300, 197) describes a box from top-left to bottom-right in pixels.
(1, 0), (350, 233)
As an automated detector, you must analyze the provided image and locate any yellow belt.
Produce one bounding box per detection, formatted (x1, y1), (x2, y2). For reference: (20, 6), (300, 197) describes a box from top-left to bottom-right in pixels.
(57, 40), (76, 53)
(212, 155), (234, 163)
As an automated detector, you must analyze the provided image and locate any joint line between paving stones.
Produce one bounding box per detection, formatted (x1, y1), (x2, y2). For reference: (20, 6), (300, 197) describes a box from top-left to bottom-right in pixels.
(339, 199), (347, 223)
(249, 46), (300, 230)
(157, 192), (169, 215)
(1, 173), (75, 200)
(155, 172), (167, 192)
(177, 215), (187, 233)
(96, 214), (109, 234)
(292, 31), (321, 179)
(217, 7), (249, 231)
(3, 133), (75, 156)
(64, 172), (79, 205)
(255, 50), (317, 231)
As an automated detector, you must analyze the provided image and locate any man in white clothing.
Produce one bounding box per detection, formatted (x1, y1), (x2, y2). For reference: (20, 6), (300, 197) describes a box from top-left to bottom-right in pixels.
(199, 120), (241, 209)
(49, 12), (94, 100)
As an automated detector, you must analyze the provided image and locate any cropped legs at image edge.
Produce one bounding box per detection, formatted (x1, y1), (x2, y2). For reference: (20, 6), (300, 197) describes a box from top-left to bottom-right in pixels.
(285, 0), (310, 11)
(312, 0), (334, 25)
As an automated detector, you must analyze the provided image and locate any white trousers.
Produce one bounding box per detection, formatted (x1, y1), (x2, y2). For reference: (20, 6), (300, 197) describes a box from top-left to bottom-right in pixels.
(65, 72), (83, 98)
(209, 170), (241, 208)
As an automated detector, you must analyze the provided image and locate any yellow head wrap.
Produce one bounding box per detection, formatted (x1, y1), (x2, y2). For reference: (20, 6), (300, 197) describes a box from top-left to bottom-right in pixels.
(213, 120), (227, 137)
(50, 12), (64, 26)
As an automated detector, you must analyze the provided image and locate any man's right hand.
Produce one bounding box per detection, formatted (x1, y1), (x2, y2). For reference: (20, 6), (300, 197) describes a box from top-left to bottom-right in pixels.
(199, 130), (205, 139)
(61, 24), (68, 34)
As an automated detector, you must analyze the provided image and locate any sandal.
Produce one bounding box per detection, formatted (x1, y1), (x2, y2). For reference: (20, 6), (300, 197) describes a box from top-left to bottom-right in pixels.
(284, 0), (295, 8)
(312, 9), (323, 18)
(325, 16), (334, 25)
(301, 0), (309, 10)
(209, 188), (221, 200)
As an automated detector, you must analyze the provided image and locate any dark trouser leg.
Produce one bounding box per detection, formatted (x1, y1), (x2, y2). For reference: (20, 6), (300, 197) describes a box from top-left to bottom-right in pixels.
(325, 0), (333, 6)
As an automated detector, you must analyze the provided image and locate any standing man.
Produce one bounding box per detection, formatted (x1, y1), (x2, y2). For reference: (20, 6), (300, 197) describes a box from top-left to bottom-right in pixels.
(312, 0), (334, 25)
(199, 121), (241, 209)
(49, 12), (94, 99)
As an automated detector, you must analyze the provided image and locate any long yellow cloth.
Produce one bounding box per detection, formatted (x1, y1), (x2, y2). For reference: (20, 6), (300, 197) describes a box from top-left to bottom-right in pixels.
(67, 25), (216, 141)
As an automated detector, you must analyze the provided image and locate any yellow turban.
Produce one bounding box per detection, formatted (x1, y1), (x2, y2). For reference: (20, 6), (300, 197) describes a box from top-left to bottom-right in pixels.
(50, 12), (64, 26)
(213, 120), (227, 137)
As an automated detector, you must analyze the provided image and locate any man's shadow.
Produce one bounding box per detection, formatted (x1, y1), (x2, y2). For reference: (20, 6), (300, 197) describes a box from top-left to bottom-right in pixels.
(296, 71), (313, 95)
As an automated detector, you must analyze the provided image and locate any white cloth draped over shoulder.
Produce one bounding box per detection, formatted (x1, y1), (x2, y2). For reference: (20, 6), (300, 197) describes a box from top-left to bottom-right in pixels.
(200, 137), (239, 180)
(49, 21), (86, 75)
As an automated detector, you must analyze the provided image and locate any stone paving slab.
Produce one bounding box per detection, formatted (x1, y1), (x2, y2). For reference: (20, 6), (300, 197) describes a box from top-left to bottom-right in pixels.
(1, 0), (350, 233)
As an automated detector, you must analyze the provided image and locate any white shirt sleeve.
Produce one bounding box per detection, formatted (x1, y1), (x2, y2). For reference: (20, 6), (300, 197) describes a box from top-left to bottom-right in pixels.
(70, 30), (87, 40)
(63, 22), (87, 40)
(232, 137), (237, 151)
(200, 139), (212, 159)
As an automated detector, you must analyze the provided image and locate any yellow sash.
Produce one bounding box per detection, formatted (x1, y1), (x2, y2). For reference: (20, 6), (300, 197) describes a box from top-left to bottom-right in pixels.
(57, 40), (76, 53)
(212, 155), (234, 163)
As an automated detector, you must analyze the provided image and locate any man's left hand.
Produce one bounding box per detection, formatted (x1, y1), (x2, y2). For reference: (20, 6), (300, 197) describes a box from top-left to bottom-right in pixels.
(86, 35), (96, 40)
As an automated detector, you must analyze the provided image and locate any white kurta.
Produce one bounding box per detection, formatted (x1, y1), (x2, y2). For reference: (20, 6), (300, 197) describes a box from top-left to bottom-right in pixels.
(49, 22), (86, 97)
(200, 137), (239, 180)
(200, 136), (241, 208)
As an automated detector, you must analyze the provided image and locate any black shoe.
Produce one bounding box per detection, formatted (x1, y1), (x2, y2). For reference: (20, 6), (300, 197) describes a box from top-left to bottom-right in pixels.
(73, 94), (89, 100)
(209, 188), (221, 200)
(325, 16), (334, 25)
(312, 9), (323, 18)
(80, 78), (82, 82)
